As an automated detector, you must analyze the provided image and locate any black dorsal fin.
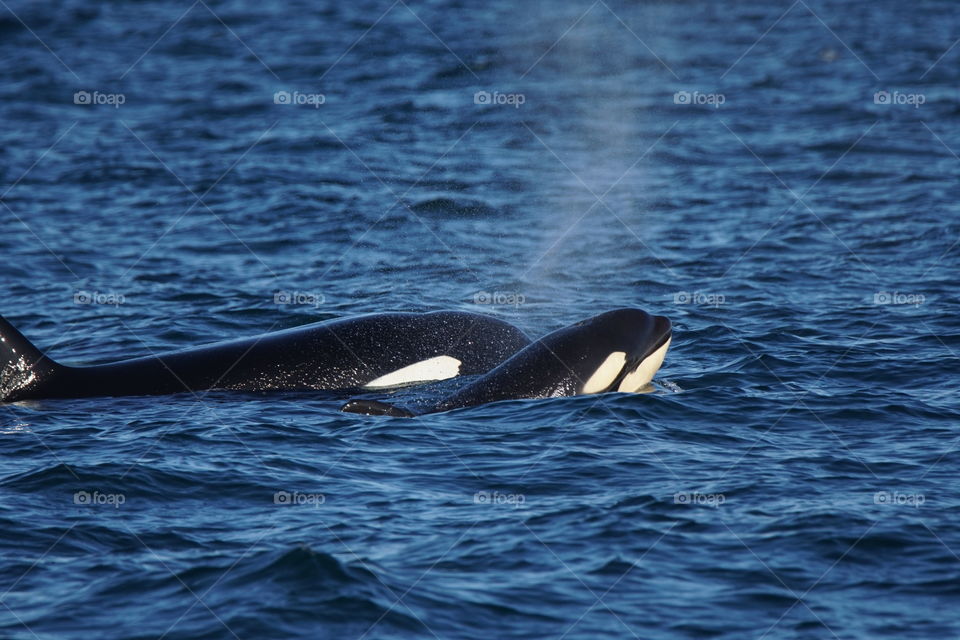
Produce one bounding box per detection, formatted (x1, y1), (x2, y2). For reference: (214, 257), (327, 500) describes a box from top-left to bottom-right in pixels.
(1, 316), (65, 402)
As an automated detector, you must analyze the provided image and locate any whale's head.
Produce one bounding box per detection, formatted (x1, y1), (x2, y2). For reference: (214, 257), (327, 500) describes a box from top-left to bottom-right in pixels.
(573, 308), (672, 394)
(342, 308), (673, 417)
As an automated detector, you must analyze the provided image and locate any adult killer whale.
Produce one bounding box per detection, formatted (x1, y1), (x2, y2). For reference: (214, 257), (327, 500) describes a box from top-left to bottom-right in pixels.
(342, 308), (672, 417)
(0, 311), (531, 402)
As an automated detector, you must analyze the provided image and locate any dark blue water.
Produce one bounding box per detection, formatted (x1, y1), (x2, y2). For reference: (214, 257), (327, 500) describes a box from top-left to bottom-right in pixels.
(2, 1), (959, 637)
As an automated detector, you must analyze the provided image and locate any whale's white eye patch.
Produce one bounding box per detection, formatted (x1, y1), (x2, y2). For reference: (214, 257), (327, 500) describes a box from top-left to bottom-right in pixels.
(617, 338), (671, 392)
(582, 351), (627, 394)
(363, 355), (462, 389)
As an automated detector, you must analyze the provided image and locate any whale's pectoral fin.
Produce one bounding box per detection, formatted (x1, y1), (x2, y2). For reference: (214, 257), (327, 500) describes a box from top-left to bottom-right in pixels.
(341, 398), (416, 418)
(1, 316), (66, 402)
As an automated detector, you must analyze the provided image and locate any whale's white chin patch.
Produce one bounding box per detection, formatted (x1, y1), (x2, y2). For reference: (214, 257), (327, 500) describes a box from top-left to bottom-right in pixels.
(617, 338), (671, 392)
(363, 355), (462, 389)
(582, 351), (627, 394)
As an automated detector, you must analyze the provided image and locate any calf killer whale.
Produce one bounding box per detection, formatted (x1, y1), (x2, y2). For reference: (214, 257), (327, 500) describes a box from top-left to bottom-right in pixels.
(0, 312), (531, 402)
(342, 308), (672, 417)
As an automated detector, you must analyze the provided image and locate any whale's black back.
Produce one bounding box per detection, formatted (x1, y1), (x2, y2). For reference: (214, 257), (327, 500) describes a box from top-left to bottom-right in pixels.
(0, 311), (530, 401)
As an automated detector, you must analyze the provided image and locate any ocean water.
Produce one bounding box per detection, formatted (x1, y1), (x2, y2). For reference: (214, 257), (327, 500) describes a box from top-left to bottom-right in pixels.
(1, 0), (959, 638)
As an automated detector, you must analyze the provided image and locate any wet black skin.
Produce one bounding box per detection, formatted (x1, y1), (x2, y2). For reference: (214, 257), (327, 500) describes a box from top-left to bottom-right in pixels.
(0, 312), (531, 402)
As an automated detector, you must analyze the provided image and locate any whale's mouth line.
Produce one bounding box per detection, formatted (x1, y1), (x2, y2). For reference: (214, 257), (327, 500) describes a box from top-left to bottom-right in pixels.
(639, 329), (672, 363)
(606, 329), (672, 393)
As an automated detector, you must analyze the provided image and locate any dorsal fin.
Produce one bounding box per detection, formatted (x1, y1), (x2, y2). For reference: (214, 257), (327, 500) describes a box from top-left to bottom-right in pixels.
(1, 316), (65, 402)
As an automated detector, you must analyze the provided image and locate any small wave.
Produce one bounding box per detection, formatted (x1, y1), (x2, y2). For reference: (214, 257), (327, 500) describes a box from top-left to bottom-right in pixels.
(407, 197), (501, 218)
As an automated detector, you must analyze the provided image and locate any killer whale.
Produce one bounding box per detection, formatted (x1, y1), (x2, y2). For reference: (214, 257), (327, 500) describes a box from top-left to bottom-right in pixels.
(342, 308), (672, 417)
(0, 312), (530, 402)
